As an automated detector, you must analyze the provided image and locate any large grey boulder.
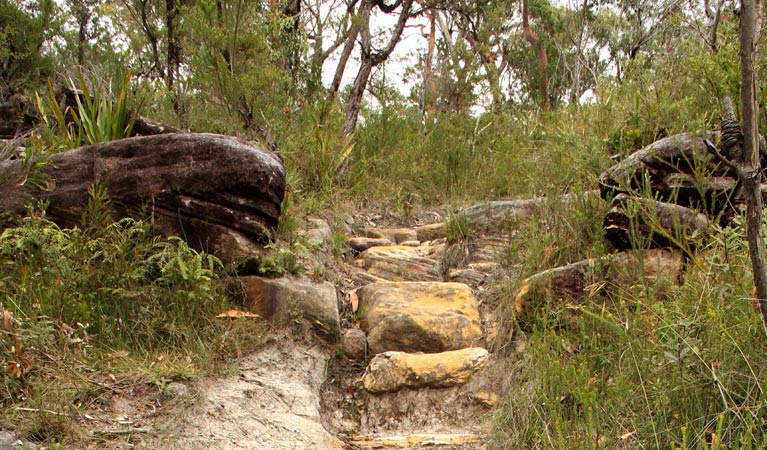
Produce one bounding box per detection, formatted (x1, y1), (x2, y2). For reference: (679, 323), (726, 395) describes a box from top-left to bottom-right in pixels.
(0, 133), (285, 260)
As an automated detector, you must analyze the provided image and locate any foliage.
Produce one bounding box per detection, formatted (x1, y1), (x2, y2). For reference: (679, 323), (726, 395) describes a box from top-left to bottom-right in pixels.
(69, 69), (136, 144)
(0, 189), (270, 443)
(490, 219), (767, 448)
(35, 68), (138, 148)
(0, 0), (57, 93)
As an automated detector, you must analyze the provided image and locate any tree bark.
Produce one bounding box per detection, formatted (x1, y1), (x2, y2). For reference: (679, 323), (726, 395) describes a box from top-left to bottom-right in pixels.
(522, 0), (549, 110)
(738, 0), (767, 332)
(341, 0), (414, 139)
(328, 3), (363, 105)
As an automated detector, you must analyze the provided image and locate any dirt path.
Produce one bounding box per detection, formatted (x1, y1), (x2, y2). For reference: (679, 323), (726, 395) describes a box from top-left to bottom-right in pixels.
(156, 333), (347, 450)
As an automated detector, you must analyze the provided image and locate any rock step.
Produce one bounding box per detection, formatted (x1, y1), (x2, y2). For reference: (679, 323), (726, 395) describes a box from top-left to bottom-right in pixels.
(362, 348), (490, 393)
(350, 432), (483, 449)
(357, 281), (484, 355)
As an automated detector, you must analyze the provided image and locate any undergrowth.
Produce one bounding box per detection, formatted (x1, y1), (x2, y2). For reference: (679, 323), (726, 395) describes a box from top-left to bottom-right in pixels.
(0, 192), (268, 445)
(489, 218), (767, 449)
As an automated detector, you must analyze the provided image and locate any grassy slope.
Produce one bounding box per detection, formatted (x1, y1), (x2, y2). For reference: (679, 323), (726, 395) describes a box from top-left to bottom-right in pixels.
(3, 44), (767, 448)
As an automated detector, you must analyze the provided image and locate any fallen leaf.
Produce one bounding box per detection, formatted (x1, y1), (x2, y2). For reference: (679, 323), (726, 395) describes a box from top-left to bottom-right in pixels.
(350, 290), (359, 312)
(620, 431), (636, 440)
(216, 310), (263, 319)
(2, 309), (13, 332)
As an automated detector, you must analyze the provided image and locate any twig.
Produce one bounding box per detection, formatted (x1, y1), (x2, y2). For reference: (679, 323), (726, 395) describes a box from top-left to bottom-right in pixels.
(14, 407), (98, 421)
(92, 428), (149, 436)
(704, 138), (745, 179)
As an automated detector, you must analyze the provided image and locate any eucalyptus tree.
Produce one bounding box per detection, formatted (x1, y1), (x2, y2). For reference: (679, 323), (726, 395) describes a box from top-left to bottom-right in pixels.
(340, 0), (417, 139)
(0, 0), (58, 94)
(303, 0), (359, 99)
(443, 0), (514, 111)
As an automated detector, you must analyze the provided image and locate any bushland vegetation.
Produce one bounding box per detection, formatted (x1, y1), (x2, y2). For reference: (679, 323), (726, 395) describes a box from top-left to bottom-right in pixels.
(2, 0), (767, 447)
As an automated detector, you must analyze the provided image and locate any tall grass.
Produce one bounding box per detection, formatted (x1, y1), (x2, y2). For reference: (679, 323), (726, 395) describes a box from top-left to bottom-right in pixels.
(489, 218), (767, 449)
(0, 192), (268, 443)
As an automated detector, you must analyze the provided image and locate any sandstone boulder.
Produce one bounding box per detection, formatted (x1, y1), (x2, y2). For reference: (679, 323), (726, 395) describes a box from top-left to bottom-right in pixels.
(604, 193), (710, 251)
(415, 223), (447, 241)
(361, 227), (418, 244)
(362, 348), (490, 393)
(359, 246), (442, 282)
(343, 328), (368, 361)
(515, 249), (684, 317)
(598, 132), (742, 211)
(358, 281), (483, 354)
(0, 133), (285, 261)
(238, 276), (339, 341)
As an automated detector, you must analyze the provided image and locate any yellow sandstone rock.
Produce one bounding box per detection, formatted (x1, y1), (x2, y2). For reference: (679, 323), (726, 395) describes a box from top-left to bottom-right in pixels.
(360, 246), (442, 282)
(362, 348), (490, 393)
(358, 281), (483, 354)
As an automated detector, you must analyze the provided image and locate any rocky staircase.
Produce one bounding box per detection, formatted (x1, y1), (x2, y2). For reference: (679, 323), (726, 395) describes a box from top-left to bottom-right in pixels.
(323, 218), (511, 450)
(167, 196), (688, 450)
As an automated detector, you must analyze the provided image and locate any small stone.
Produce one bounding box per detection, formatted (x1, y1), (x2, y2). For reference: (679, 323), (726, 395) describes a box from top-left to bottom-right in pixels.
(342, 328), (368, 361)
(165, 382), (189, 398)
(415, 222), (447, 241)
(471, 390), (500, 408)
(362, 348), (490, 393)
(303, 218), (332, 247)
(347, 237), (393, 253)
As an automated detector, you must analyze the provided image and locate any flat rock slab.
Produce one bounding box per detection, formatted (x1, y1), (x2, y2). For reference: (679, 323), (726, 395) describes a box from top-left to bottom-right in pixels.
(358, 282), (483, 354)
(351, 432), (483, 449)
(359, 246), (442, 282)
(166, 336), (346, 450)
(361, 228), (418, 244)
(362, 348), (490, 393)
(238, 276), (340, 342)
(0, 133), (285, 260)
(348, 237), (394, 253)
(515, 249), (684, 317)
(447, 263), (498, 287)
(415, 223), (447, 242)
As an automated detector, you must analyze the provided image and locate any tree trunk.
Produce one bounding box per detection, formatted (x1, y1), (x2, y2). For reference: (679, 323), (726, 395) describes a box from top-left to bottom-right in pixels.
(422, 11), (437, 115)
(328, 5), (362, 105)
(343, 58), (373, 138)
(522, 0), (549, 110)
(341, 0), (413, 139)
(165, 0), (186, 127)
(282, 0), (302, 83)
(738, 0), (767, 332)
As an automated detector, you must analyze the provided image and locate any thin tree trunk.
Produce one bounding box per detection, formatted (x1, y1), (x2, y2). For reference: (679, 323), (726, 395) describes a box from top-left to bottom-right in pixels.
(522, 0), (549, 109)
(343, 59), (373, 138)
(423, 11), (437, 115)
(739, 0), (767, 332)
(328, 7), (362, 105)
(341, 0), (413, 139)
(166, 0), (179, 89)
(76, 1), (89, 66)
